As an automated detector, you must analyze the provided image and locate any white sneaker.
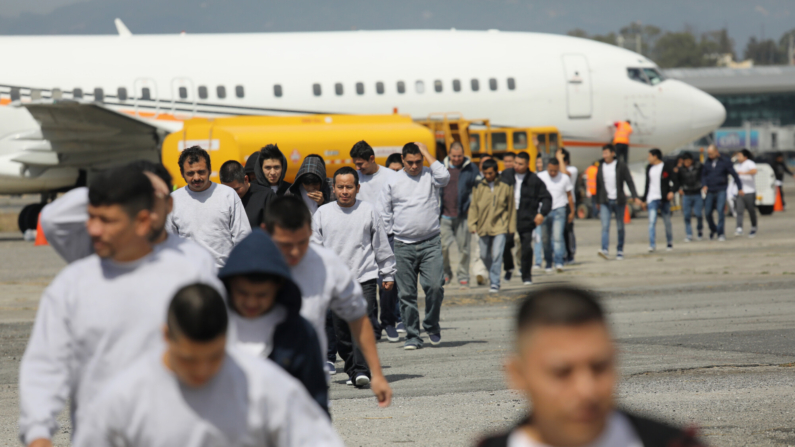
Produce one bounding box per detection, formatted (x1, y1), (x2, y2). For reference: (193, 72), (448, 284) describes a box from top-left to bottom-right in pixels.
(616, 253), (624, 261)
(555, 264), (564, 273)
(749, 227), (757, 238)
(666, 245), (673, 252)
(597, 250), (609, 260)
(735, 228), (743, 236)
(648, 246), (655, 253)
(533, 264), (543, 271)
(545, 267), (553, 273)
(523, 281), (533, 285)
(355, 374), (370, 387)
(489, 287), (499, 293)
(684, 237), (692, 243)
(718, 235), (726, 242)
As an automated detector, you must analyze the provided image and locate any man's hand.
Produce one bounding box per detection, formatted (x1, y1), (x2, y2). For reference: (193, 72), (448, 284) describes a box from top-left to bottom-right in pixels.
(567, 212), (575, 223)
(738, 190), (745, 196)
(307, 190), (324, 205)
(29, 439), (53, 447)
(641, 201), (647, 211)
(415, 141), (437, 165)
(370, 373), (393, 408)
(702, 186), (708, 195)
(634, 198), (643, 207)
(534, 214), (544, 226)
(382, 281), (394, 291)
(666, 192), (674, 201)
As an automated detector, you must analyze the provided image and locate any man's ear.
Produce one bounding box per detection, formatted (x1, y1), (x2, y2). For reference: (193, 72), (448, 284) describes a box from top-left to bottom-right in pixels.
(134, 209), (154, 238)
(369, 155), (375, 163)
(165, 196), (174, 215)
(162, 324), (170, 343)
(505, 354), (526, 391)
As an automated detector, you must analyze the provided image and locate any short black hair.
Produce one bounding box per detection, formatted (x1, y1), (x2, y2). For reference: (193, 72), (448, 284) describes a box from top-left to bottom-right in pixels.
(385, 153), (403, 167)
(449, 141), (464, 152)
(350, 140), (375, 160)
(334, 166), (359, 186)
(402, 142), (421, 158)
(516, 285), (605, 335)
(740, 148), (753, 160)
(649, 149), (663, 160)
(561, 148), (571, 163)
(603, 144), (616, 153)
(178, 146), (211, 175)
(625, 120), (631, 125)
(681, 152), (693, 161)
(167, 283), (228, 342)
(259, 144), (283, 162)
(300, 173), (322, 185)
(219, 160), (246, 184)
(128, 160), (173, 191)
(482, 159), (498, 172)
(88, 167), (154, 218)
(516, 152), (530, 162)
(548, 158), (560, 166)
(503, 152), (515, 160)
(264, 195), (312, 233)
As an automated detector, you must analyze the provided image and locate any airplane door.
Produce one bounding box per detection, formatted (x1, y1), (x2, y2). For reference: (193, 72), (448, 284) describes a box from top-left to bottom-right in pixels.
(561, 54), (592, 119)
(171, 78), (196, 119)
(134, 78), (159, 118)
(625, 95), (656, 136)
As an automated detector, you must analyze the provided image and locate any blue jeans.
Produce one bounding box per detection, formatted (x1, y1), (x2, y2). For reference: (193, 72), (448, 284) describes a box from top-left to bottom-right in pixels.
(647, 200), (673, 248)
(478, 234), (507, 289)
(541, 207), (567, 267)
(599, 200), (625, 253)
(394, 235), (445, 348)
(682, 194), (704, 238)
(704, 190), (727, 236)
(533, 228), (543, 266)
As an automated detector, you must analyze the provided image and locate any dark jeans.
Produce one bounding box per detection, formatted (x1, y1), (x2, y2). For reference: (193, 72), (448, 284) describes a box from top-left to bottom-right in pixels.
(599, 200), (625, 253)
(682, 193), (704, 238)
(704, 190), (727, 236)
(332, 279), (378, 379)
(379, 235), (400, 328)
(394, 235), (444, 348)
(503, 235), (515, 272)
(518, 231), (535, 282)
(615, 143), (629, 164)
(564, 204), (576, 262)
(325, 310), (337, 363)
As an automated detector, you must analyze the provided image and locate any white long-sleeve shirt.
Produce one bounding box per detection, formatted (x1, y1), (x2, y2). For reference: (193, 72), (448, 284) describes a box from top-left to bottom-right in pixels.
(311, 200), (396, 283)
(166, 183), (251, 268)
(378, 161), (451, 243)
(290, 244), (367, 358)
(72, 348), (343, 447)
(18, 249), (224, 445)
(357, 166), (398, 209)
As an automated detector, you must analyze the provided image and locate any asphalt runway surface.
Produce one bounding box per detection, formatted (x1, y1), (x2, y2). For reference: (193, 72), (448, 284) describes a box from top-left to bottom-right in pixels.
(0, 192), (794, 446)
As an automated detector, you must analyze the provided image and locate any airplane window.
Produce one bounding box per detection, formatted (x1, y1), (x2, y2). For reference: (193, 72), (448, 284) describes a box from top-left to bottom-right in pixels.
(72, 88), (83, 99)
(178, 87), (188, 99)
(217, 85), (227, 99)
(492, 132), (507, 151)
(489, 78), (498, 91)
(376, 82), (384, 94)
(31, 89), (42, 100)
(415, 80), (425, 94)
(335, 83), (343, 96)
(356, 82), (364, 95)
(52, 88), (63, 100)
(274, 84), (283, 97)
(313, 83), (322, 96)
(236, 85), (245, 98)
(142, 87), (152, 100)
(434, 80), (443, 93)
(626, 68), (648, 85)
(471, 79), (480, 92)
(507, 77), (516, 90)
(453, 79), (461, 92)
(10, 87), (20, 101)
(397, 81), (405, 94)
(117, 87), (128, 101)
(643, 68), (664, 85)
(470, 134), (481, 152)
(197, 86), (207, 100)
(94, 88), (104, 102)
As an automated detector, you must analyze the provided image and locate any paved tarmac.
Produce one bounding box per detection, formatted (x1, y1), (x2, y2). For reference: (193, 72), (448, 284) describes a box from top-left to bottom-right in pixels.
(0, 192), (793, 446)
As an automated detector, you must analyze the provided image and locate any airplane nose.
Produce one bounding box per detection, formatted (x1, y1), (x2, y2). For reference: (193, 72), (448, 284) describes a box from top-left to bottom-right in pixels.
(690, 87), (726, 132)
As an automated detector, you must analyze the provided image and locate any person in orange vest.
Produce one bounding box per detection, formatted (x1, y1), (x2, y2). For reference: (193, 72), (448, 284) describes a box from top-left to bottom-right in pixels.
(613, 120), (633, 164)
(584, 163), (598, 218)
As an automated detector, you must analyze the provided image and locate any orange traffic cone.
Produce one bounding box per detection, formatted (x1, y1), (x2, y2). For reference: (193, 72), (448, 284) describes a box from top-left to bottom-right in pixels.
(624, 205), (631, 223)
(774, 186), (784, 212)
(34, 214), (48, 246)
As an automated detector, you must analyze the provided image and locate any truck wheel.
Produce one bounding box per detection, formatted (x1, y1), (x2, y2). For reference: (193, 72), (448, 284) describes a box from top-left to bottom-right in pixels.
(758, 205), (774, 216)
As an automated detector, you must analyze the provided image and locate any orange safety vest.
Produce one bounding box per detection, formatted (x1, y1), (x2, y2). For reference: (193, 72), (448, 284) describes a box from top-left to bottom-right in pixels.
(585, 165), (598, 196)
(613, 121), (633, 145)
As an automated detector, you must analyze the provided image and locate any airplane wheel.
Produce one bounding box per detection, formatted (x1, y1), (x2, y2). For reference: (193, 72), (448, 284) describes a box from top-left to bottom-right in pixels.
(17, 203), (44, 233)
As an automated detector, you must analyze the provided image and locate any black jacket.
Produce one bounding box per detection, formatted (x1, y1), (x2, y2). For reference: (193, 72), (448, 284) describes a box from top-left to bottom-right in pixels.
(288, 157), (334, 205)
(643, 162), (679, 203)
(596, 160), (638, 207)
(677, 162), (703, 195)
(240, 187), (275, 229)
(476, 411), (705, 447)
(501, 168), (552, 234)
(218, 229), (329, 415)
(252, 151), (293, 196)
(439, 156), (481, 216)
(701, 155), (741, 192)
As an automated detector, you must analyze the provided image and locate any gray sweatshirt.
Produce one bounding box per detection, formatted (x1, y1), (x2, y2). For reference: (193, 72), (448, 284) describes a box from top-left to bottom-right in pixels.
(166, 183), (251, 268)
(378, 161), (451, 243)
(39, 187), (93, 263)
(357, 166), (397, 209)
(18, 249), (224, 445)
(73, 348), (343, 447)
(290, 244), (367, 359)
(311, 200), (396, 283)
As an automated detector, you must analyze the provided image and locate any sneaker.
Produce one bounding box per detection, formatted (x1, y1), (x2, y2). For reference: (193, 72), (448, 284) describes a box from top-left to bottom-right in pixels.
(616, 252), (624, 261)
(735, 227), (743, 236)
(697, 232), (703, 241)
(709, 231), (716, 241)
(684, 237), (692, 243)
(555, 264), (564, 273)
(718, 235), (726, 242)
(326, 361), (336, 376)
(597, 250), (609, 260)
(749, 227), (757, 238)
(355, 374), (370, 387)
(666, 244), (673, 251)
(504, 270), (513, 281)
(403, 342), (421, 351)
(396, 322), (406, 334)
(384, 325), (400, 343)
(346, 379), (353, 386)
(429, 333), (442, 346)
(648, 246), (655, 253)
(476, 274), (486, 285)
(533, 264), (543, 271)
(545, 267), (552, 273)
(459, 280), (468, 288)
(523, 280), (533, 285)
(444, 275), (450, 285)
(489, 287), (499, 293)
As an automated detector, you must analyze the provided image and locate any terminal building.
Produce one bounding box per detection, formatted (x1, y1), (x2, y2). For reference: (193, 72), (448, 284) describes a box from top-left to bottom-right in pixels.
(663, 66), (795, 152)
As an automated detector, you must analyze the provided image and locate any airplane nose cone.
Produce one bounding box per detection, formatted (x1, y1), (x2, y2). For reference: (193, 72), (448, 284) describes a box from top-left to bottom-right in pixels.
(690, 88), (726, 132)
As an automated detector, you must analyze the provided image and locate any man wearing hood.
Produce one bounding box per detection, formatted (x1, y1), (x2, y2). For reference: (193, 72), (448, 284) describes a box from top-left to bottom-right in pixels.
(254, 144), (293, 196)
(220, 160), (275, 229)
(219, 229), (328, 414)
(289, 155), (334, 214)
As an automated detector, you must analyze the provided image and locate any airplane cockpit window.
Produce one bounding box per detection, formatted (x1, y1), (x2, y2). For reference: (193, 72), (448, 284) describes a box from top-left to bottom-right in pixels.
(489, 78), (498, 91)
(94, 88), (104, 103)
(118, 87), (128, 101)
(397, 81), (405, 94)
(434, 80), (443, 93)
(376, 82), (385, 94)
(356, 82), (364, 95)
(507, 77), (516, 90)
(335, 83), (343, 96)
(643, 68), (665, 85)
(72, 88), (83, 99)
(471, 79), (480, 92)
(52, 88), (63, 99)
(453, 79), (461, 92)
(627, 68), (648, 85)
(274, 84), (283, 97)
(178, 87), (188, 100)
(236, 85), (245, 98)
(415, 80), (425, 94)
(197, 86), (207, 100)
(217, 85), (227, 99)
(313, 83), (322, 96)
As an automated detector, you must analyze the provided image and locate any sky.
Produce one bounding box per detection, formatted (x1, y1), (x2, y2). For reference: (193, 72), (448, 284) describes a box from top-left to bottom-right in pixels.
(0, 0), (792, 58)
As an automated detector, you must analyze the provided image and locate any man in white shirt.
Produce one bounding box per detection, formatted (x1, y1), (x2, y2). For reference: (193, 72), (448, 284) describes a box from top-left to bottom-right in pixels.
(558, 148), (578, 264)
(379, 142), (450, 350)
(641, 149), (678, 252)
(166, 146), (251, 268)
(536, 159), (575, 273)
(264, 195), (393, 406)
(73, 283), (342, 447)
(595, 145), (641, 260)
(734, 149), (758, 237)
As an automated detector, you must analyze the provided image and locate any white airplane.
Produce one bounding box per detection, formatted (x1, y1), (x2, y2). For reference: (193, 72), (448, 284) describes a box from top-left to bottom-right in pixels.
(0, 23), (725, 230)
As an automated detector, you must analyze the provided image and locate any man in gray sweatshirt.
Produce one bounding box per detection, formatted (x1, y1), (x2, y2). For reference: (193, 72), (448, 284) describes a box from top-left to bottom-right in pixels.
(378, 142), (451, 350)
(73, 283), (343, 447)
(312, 166), (396, 386)
(19, 168), (224, 447)
(166, 146), (251, 268)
